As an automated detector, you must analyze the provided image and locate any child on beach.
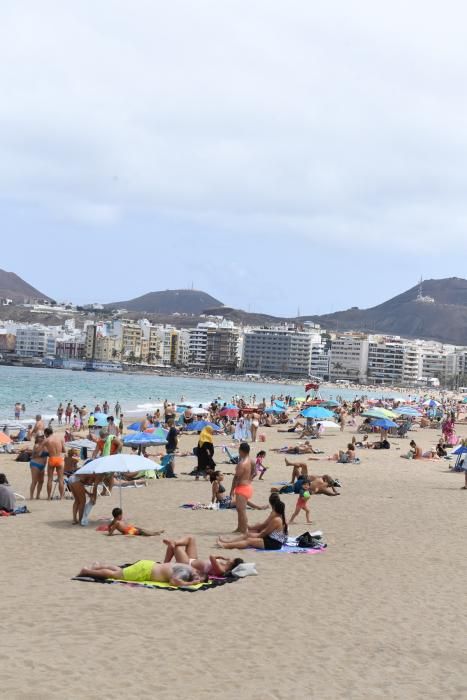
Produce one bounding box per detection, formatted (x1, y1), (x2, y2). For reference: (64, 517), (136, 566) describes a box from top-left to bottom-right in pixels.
(254, 450), (268, 480)
(288, 479), (312, 525)
(107, 508), (164, 536)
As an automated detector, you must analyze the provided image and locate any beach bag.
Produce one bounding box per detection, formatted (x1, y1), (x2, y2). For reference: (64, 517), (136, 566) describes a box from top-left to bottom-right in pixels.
(16, 450), (31, 462)
(296, 531), (322, 548)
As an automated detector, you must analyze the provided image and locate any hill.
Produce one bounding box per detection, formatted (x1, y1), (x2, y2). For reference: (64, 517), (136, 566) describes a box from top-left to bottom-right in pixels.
(301, 277), (467, 346)
(0, 269), (51, 302)
(104, 289), (224, 315)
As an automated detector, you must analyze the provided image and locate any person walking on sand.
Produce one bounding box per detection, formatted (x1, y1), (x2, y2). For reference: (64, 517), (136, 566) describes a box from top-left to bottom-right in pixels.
(230, 442), (255, 534)
(43, 427), (66, 500)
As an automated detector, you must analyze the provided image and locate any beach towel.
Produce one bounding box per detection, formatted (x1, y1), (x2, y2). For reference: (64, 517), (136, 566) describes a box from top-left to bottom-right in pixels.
(72, 575), (239, 592)
(0, 506), (30, 516)
(255, 532), (327, 554)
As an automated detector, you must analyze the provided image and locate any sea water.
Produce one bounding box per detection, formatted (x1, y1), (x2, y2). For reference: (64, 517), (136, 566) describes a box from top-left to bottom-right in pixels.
(0, 365), (405, 423)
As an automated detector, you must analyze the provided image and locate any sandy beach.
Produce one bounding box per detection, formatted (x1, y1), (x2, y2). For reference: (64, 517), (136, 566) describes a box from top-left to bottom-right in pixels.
(2, 419), (467, 700)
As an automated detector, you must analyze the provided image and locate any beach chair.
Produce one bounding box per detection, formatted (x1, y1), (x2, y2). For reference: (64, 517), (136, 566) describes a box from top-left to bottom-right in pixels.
(51, 476), (73, 500)
(222, 445), (239, 464)
(397, 421), (412, 438)
(12, 429), (27, 443)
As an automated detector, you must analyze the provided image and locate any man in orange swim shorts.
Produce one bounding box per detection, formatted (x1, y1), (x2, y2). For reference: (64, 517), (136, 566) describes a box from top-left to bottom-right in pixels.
(43, 427), (66, 500)
(230, 442), (255, 534)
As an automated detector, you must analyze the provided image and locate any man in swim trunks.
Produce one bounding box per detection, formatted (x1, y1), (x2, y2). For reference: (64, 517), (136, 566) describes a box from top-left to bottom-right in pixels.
(230, 442), (255, 534)
(43, 427), (65, 500)
(77, 561), (203, 586)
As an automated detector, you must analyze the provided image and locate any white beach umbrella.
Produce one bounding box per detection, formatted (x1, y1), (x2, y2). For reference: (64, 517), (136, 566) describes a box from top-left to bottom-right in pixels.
(75, 453), (157, 475)
(67, 439), (97, 450)
(75, 454), (160, 508)
(319, 420), (340, 429)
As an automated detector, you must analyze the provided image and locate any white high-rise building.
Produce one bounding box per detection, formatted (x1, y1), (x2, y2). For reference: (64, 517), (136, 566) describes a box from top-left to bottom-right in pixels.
(329, 333), (369, 382)
(242, 326), (315, 376)
(15, 326), (57, 358)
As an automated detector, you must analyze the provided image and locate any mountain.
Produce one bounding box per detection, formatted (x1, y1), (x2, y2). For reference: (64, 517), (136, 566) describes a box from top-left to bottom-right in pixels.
(105, 289), (224, 315)
(301, 277), (467, 346)
(0, 269), (51, 302)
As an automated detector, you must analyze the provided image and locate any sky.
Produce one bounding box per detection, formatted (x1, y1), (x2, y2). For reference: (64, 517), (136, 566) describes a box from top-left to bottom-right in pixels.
(2, 0), (467, 316)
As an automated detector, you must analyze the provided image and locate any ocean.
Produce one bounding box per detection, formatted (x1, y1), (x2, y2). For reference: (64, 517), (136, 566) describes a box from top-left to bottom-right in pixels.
(0, 365), (405, 423)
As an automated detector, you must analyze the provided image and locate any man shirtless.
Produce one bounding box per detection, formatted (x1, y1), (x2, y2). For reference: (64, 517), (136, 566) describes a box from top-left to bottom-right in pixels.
(43, 427), (65, 500)
(28, 415), (45, 441)
(230, 442), (255, 534)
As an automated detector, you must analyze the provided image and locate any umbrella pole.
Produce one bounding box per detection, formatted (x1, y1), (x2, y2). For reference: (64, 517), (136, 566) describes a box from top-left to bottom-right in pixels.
(119, 472), (123, 510)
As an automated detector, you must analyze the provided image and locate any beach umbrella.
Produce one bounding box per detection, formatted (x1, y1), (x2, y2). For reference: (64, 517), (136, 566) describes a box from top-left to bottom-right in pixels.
(423, 399), (439, 407)
(462, 397), (467, 404)
(67, 439), (97, 450)
(301, 406), (334, 419)
(370, 418), (398, 430)
(127, 421), (145, 431)
(265, 406), (286, 414)
(75, 454), (161, 508)
(319, 420), (340, 429)
(322, 400), (340, 408)
(0, 432), (12, 445)
(362, 408), (397, 419)
(219, 408), (238, 418)
(394, 406), (422, 417)
(123, 431), (167, 446)
(274, 400), (286, 409)
(450, 444), (467, 470)
(184, 421), (222, 432)
(91, 413), (110, 427)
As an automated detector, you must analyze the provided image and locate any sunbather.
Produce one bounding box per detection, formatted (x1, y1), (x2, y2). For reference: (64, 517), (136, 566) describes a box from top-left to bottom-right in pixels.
(163, 535), (243, 577)
(216, 496), (288, 550)
(272, 440), (321, 455)
(78, 560), (203, 586)
(108, 508), (164, 536)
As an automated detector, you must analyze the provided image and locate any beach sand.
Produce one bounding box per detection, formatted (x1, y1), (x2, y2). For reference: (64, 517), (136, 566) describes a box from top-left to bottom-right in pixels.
(1, 421), (467, 699)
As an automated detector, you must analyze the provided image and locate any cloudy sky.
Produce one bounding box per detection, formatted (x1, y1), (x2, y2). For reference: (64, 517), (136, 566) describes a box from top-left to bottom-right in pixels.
(1, 1), (467, 315)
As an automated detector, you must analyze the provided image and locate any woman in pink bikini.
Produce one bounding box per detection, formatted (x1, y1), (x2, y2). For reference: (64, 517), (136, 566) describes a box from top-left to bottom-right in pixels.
(163, 535), (243, 577)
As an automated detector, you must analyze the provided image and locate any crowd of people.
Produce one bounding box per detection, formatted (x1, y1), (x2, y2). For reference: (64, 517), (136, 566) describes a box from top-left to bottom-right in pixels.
(3, 390), (467, 586)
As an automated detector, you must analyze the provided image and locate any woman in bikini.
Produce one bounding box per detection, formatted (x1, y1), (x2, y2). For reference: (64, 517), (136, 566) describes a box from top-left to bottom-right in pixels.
(163, 535), (243, 578)
(216, 496), (288, 551)
(29, 434), (47, 500)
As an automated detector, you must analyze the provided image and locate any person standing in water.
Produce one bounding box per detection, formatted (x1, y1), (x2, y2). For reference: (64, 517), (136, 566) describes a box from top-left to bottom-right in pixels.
(230, 442), (255, 534)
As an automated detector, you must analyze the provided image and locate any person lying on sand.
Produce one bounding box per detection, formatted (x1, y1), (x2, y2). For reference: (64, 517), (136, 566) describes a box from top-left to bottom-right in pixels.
(163, 535), (243, 577)
(272, 441), (321, 455)
(78, 560), (203, 586)
(216, 495), (288, 551)
(108, 508), (164, 536)
(285, 461), (340, 494)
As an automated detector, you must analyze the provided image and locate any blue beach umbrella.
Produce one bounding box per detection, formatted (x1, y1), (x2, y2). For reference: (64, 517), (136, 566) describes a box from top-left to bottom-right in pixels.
(184, 421), (222, 432)
(451, 444), (467, 470)
(127, 421), (145, 431)
(370, 418), (398, 430)
(301, 406), (334, 419)
(123, 431), (167, 446)
(265, 406), (286, 414)
(92, 413), (110, 427)
(394, 406), (422, 417)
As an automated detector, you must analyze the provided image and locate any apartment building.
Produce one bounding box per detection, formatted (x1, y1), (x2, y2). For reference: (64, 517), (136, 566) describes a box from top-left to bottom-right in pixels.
(367, 337), (421, 385)
(206, 323), (239, 372)
(15, 326), (57, 357)
(329, 333), (369, 382)
(242, 327), (315, 376)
